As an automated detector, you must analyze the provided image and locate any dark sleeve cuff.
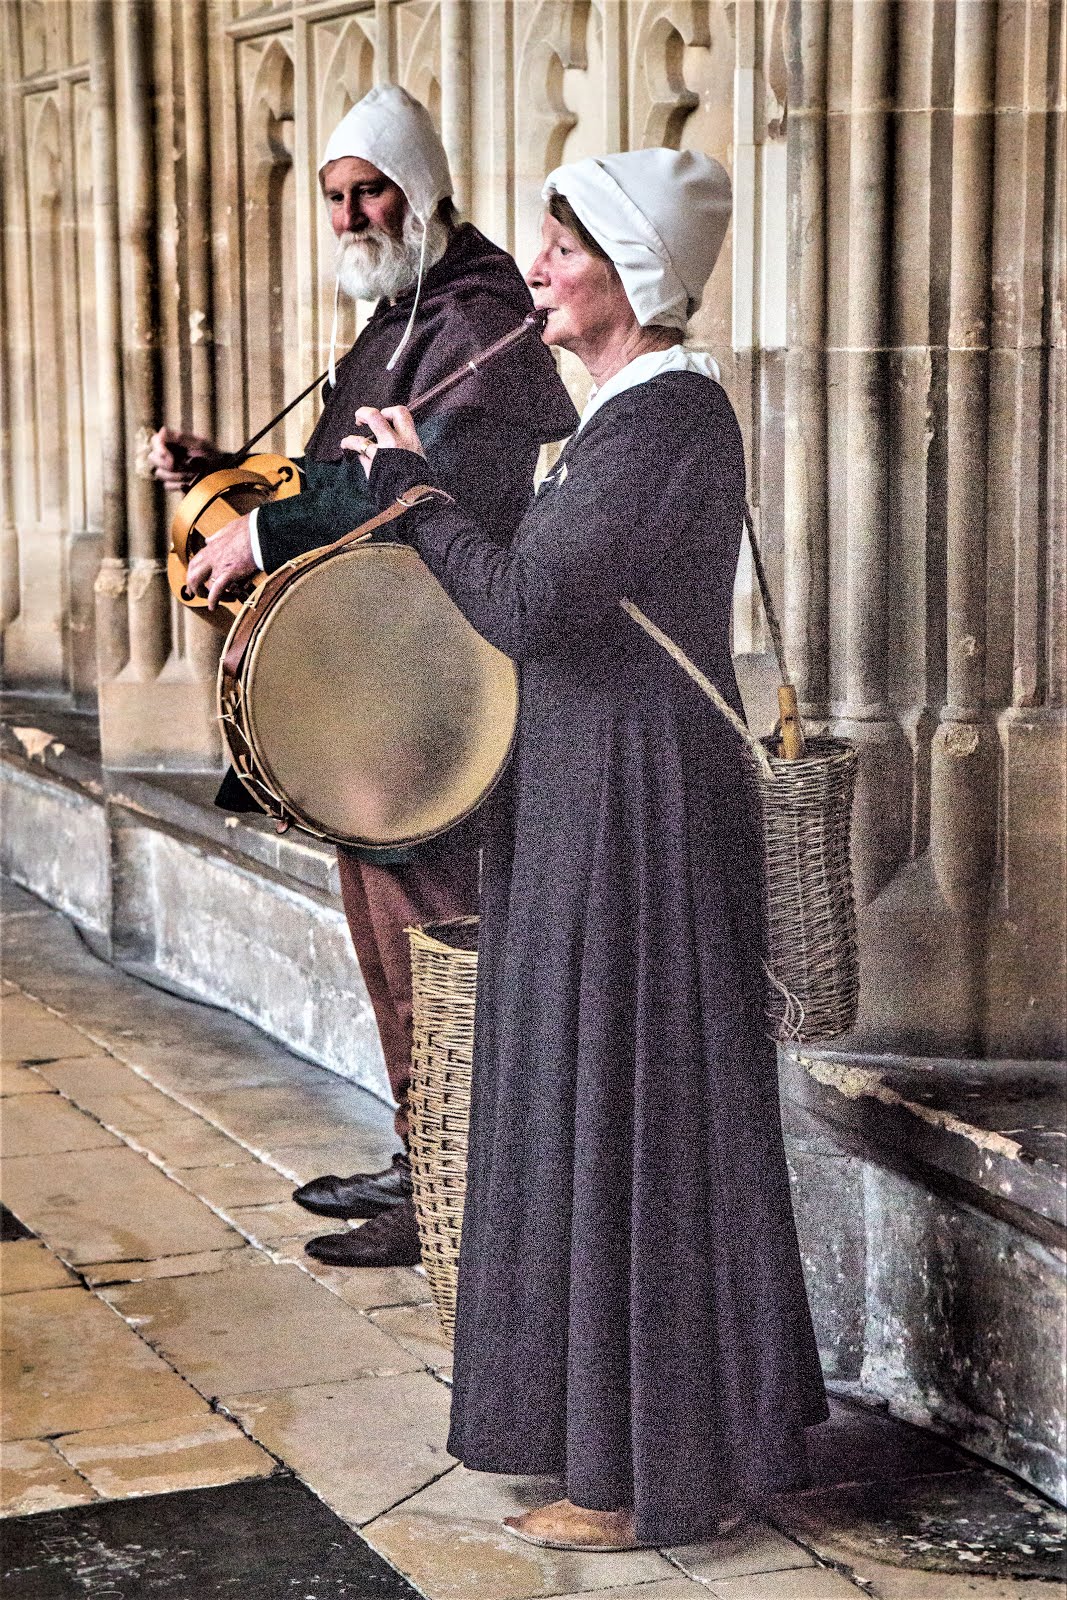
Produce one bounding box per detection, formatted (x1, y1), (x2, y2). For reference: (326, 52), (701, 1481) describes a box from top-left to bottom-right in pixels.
(367, 448), (443, 512)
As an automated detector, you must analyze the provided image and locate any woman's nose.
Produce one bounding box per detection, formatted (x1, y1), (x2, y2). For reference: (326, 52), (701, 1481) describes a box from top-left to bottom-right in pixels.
(525, 251), (548, 289)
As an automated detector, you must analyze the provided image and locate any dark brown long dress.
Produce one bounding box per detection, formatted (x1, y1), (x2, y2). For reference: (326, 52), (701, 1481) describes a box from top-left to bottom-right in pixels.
(366, 370), (828, 1546)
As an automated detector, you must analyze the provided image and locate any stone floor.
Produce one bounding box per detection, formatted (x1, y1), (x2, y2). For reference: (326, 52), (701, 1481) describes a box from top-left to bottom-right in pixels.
(1, 879), (1064, 1600)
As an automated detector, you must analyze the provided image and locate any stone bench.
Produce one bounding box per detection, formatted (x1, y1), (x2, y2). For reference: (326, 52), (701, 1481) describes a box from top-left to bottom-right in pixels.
(783, 1047), (1066, 1506)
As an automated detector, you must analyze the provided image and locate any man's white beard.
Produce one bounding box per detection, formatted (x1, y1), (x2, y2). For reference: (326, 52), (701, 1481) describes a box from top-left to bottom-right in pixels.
(335, 210), (449, 302)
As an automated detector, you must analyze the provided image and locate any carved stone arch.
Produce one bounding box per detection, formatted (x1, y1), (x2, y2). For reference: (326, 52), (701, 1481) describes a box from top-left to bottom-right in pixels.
(319, 16), (376, 139)
(19, 1), (49, 77)
(397, 2), (442, 126)
(28, 95), (67, 529)
(516, 0), (592, 183)
(247, 37), (296, 180)
(242, 38), (299, 448)
(629, 1), (711, 150)
(28, 93), (62, 201)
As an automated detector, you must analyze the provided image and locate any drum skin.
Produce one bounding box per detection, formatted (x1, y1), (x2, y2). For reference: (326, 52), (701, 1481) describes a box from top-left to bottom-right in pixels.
(221, 542), (518, 850)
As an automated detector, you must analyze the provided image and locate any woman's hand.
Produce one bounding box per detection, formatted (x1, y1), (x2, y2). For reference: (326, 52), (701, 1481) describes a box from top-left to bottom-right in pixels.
(340, 406), (425, 478)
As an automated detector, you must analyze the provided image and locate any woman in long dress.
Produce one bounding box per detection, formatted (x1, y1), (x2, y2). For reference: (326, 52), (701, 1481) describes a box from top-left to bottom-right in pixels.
(346, 148), (827, 1551)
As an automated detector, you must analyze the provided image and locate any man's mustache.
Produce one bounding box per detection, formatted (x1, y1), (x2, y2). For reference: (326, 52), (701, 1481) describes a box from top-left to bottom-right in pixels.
(337, 229), (391, 254)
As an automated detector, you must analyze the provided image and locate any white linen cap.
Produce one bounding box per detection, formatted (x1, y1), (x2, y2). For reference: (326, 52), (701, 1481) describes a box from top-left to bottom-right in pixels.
(319, 84), (452, 224)
(542, 148), (732, 330)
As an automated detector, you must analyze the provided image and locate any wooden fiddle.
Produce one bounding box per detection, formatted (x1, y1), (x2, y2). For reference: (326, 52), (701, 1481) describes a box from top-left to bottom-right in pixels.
(168, 453), (301, 630)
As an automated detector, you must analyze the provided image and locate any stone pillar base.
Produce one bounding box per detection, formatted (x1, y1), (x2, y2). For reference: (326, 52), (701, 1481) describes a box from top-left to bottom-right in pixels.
(98, 672), (221, 772)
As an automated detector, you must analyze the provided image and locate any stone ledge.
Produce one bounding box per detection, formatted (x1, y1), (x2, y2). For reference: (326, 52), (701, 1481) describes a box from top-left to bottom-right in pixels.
(782, 1048), (1066, 1507)
(0, 701), (341, 903)
(0, 702), (388, 1103)
(782, 1049), (1066, 1247)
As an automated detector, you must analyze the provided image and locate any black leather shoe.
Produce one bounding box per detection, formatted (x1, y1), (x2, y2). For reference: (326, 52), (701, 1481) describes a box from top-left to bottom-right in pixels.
(304, 1198), (421, 1268)
(292, 1154), (413, 1219)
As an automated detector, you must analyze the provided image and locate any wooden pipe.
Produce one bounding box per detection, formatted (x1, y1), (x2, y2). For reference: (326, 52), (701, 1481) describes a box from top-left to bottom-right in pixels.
(777, 684), (807, 760)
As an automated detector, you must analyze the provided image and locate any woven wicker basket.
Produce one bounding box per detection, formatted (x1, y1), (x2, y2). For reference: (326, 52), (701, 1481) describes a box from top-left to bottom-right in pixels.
(756, 735), (859, 1041)
(406, 915), (479, 1339)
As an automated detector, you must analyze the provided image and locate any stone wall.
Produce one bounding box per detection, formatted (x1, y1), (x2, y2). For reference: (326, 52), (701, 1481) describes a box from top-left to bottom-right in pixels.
(1, 0), (1065, 1062)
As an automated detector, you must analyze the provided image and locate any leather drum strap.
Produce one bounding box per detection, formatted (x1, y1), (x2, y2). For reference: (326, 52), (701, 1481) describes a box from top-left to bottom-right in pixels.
(221, 484), (449, 681)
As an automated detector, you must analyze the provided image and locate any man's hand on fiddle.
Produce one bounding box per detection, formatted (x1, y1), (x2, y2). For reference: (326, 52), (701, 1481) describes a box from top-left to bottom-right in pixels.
(340, 406), (425, 478)
(148, 427), (227, 492)
(184, 514), (257, 611)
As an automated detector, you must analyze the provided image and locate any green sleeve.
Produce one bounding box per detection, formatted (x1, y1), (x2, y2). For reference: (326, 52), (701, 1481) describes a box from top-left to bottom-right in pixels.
(255, 459), (376, 571)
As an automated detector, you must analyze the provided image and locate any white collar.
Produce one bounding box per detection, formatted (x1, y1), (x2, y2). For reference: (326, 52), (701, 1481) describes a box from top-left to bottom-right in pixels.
(577, 344), (721, 432)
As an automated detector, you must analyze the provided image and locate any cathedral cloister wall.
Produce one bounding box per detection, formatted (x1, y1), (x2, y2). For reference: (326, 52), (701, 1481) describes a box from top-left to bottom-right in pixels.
(1, 0), (1064, 1061)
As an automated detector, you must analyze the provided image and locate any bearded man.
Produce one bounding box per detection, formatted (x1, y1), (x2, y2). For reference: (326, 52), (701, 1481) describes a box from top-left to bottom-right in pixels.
(149, 85), (577, 1268)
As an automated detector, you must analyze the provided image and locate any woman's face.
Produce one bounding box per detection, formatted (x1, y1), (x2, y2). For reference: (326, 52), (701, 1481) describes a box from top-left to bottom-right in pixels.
(526, 213), (635, 356)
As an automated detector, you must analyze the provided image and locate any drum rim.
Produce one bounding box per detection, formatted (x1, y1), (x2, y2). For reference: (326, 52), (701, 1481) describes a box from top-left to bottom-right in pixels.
(218, 541), (518, 850)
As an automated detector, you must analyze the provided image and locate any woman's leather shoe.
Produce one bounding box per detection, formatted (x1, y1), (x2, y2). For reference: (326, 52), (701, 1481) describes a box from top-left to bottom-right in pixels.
(503, 1500), (639, 1551)
(293, 1153), (413, 1219)
(304, 1197), (421, 1267)
(503, 1499), (747, 1552)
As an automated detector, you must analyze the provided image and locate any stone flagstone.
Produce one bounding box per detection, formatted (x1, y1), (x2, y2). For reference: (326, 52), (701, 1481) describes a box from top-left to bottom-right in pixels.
(0, 1439), (97, 1517)
(0, 1145), (242, 1263)
(669, 1521), (815, 1582)
(54, 1413), (275, 1501)
(80, 1245), (267, 1287)
(0, 1063), (51, 1095)
(1, 1093), (121, 1158)
(223, 1370), (454, 1526)
(2, 1285), (205, 1440)
(707, 1570), (865, 1597)
(362, 1462), (681, 1600)
(33, 1055), (195, 1134)
(541, 1585), (702, 1600)
(0, 1238), (79, 1294)
(298, 1257), (431, 1314)
(370, 1301), (455, 1379)
(0, 994), (101, 1064)
(102, 1263), (420, 1396)
(175, 1162), (297, 1210)
(126, 1115), (261, 1170)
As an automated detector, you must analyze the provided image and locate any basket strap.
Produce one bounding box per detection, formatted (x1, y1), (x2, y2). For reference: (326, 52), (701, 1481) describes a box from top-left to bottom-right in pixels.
(742, 505), (789, 685)
(618, 598), (775, 782)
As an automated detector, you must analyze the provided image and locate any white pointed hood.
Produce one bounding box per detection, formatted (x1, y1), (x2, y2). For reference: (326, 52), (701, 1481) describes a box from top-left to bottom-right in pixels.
(319, 85), (454, 379)
(543, 148), (732, 330)
(319, 84), (452, 223)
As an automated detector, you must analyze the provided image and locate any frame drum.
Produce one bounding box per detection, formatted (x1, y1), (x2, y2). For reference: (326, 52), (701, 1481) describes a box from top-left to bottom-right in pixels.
(219, 540), (518, 851)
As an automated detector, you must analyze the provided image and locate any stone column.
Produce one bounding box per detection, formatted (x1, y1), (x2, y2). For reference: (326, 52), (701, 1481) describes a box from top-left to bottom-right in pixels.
(119, 0), (169, 687)
(179, 0), (225, 702)
(782, 0), (828, 714)
(929, 0), (1000, 1048)
(90, 0), (129, 686)
(182, 0), (216, 443)
(1, 8), (33, 659)
(98, 0), (219, 769)
(440, 0), (472, 214)
(835, 0), (913, 907)
(0, 7), (20, 637)
(984, 0), (1064, 1054)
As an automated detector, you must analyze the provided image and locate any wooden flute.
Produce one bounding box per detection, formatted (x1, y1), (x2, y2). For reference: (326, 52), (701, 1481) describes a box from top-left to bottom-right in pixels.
(346, 307), (550, 447)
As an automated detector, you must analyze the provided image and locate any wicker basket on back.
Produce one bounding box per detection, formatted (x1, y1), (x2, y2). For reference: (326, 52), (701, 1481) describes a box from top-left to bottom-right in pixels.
(756, 735), (859, 1040)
